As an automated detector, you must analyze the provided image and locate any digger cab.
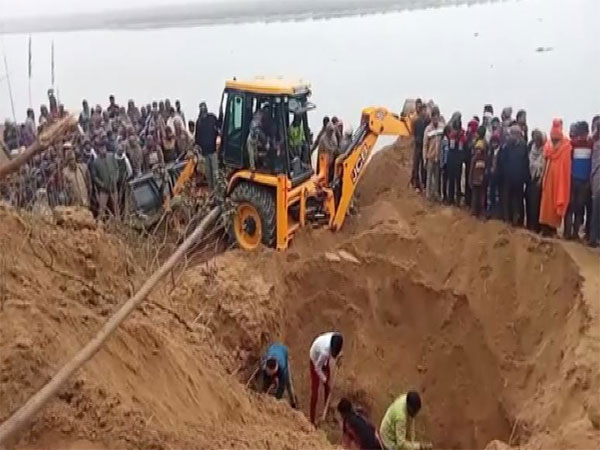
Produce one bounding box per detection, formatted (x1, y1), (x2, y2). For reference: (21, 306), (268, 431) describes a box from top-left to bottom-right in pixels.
(219, 78), (315, 185)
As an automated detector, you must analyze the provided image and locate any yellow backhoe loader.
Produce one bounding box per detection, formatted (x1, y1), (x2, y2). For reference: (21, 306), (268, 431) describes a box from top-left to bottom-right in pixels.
(136, 77), (413, 249)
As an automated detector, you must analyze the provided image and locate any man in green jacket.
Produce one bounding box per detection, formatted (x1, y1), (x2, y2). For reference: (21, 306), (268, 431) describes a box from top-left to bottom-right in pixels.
(91, 137), (120, 219)
(289, 114), (305, 159)
(379, 391), (431, 450)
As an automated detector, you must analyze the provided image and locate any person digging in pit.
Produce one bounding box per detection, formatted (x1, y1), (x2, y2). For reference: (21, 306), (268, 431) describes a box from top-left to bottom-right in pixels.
(338, 398), (383, 450)
(379, 391), (432, 450)
(309, 331), (344, 424)
(259, 343), (297, 408)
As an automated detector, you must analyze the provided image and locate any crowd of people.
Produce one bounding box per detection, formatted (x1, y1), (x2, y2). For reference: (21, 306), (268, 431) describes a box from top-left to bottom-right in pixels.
(2, 92), (599, 249)
(411, 100), (600, 248)
(0, 89), (221, 219)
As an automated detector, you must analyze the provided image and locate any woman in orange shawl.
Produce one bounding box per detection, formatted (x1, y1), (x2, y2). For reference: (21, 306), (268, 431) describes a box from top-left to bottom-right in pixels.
(539, 119), (572, 234)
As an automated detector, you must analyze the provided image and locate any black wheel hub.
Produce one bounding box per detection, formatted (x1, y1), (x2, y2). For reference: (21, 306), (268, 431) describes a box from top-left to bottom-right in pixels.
(243, 216), (257, 236)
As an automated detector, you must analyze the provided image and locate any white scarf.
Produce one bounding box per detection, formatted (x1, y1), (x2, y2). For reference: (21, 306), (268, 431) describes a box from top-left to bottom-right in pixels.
(115, 152), (133, 178)
(529, 143), (545, 181)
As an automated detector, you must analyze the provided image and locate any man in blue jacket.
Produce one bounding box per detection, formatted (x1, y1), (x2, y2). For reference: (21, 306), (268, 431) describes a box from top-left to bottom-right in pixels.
(499, 125), (530, 226)
(260, 343), (297, 408)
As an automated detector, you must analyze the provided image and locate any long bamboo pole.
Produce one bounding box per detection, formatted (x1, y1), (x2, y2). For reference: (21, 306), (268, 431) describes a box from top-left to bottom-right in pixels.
(0, 206), (222, 446)
(0, 115), (76, 180)
(2, 49), (18, 130)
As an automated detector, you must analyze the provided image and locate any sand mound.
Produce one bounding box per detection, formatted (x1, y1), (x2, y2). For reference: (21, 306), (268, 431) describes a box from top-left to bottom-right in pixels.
(171, 143), (599, 449)
(0, 209), (331, 449)
(2, 142), (598, 450)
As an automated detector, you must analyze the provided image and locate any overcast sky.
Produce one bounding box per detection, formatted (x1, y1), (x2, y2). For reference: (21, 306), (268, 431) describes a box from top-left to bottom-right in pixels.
(0, 0), (253, 18)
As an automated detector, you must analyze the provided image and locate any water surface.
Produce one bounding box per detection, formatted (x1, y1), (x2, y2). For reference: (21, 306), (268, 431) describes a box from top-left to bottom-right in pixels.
(1, 0), (598, 134)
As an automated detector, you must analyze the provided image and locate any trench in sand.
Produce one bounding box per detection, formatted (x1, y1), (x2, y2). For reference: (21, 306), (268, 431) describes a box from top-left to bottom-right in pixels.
(282, 255), (515, 448)
(0, 145), (596, 449)
(174, 143), (592, 449)
(176, 210), (588, 449)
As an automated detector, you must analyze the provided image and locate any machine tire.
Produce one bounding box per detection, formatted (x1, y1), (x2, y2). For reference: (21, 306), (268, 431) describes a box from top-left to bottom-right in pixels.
(229, 182), (276, 249)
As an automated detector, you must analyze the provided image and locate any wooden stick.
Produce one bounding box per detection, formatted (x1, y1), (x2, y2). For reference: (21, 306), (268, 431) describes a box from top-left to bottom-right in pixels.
(0, 116), (77, 180)
(508, 416), (521, 446)
(0, 206), (221, 446)
(287, 363), (299, 408)
(245, 366), (261, 388)
(266, 381), (277, 396)
(320, 360), (338, 423)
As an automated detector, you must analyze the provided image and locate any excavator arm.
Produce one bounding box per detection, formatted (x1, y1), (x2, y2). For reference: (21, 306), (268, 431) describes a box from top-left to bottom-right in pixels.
(331, 107), (412, 230)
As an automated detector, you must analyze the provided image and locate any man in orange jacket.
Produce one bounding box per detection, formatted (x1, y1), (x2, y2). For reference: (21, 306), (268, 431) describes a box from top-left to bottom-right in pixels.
(539, 119), (572, 236)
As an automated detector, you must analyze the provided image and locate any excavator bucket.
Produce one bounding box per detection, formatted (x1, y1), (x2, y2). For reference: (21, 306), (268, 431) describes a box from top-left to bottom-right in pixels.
(128, 160), (189, 228)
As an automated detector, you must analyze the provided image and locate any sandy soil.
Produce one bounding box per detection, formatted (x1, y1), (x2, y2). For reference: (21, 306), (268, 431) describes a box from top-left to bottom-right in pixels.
(171, 141), (599, 449)
(1, 140), (599, 449)
(0, 207), (331, 449)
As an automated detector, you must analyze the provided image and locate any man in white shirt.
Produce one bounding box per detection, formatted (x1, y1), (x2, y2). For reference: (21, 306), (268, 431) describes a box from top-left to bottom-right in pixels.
(309, 331), (344, 424)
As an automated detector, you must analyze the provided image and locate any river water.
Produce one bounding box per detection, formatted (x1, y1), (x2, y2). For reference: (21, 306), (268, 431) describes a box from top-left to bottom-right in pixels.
(1, 0), (598, 134)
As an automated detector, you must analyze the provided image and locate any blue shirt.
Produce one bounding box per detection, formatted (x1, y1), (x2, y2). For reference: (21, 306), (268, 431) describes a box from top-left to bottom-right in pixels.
(572, 138), (592, 181)
(263, 343), (289, 399)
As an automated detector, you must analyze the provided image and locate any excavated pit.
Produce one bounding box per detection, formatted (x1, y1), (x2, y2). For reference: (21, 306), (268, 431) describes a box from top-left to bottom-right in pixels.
(1, 143), (598, 450)
(281, 255), (514, 448)
(192, 222), (585, 448)
(170, 143), (595, 449)
(170, 217), (589, 448)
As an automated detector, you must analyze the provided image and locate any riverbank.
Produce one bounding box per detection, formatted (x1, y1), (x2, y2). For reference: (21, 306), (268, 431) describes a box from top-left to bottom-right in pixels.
(2, 0), (509, 34)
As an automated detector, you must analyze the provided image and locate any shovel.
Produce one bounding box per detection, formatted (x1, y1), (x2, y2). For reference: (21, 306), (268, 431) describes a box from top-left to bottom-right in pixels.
(245, 365), (260, 388)
(320, 360), (339, 424)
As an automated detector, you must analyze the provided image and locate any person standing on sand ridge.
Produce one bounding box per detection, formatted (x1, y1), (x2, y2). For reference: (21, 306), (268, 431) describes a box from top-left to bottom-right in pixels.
(588, 116), (600, 247)
(91, 138), (120, 220)
(525, 129), (546, 232)
(498, 125), (530, 226)
(564, 121), (593, 240)
(194, 102), (220, 189)
(539, 118), (572, 236)
(469, 126), (488, 218)
(423, 106), (444, 202)
(411, 104), (430, 192)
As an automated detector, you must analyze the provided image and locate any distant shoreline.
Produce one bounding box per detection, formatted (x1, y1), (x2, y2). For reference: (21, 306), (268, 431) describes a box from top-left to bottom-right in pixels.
(1, 0), (510, 34)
